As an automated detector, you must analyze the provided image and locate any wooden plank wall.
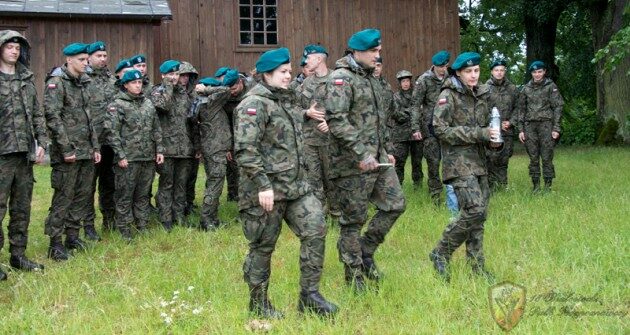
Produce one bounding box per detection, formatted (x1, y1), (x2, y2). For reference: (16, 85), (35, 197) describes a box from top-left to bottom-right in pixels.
(159, 0), (460, 85)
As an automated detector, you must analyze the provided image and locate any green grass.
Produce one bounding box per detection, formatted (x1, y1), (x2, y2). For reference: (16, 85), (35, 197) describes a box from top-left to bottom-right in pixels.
(0, 146), (628, 334)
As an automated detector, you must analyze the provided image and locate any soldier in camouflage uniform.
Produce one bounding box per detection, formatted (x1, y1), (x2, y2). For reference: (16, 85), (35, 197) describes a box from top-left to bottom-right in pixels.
(235, 48), (337, 318)
(485, 58), (518, 190)
(288, 61), (313, 91)
(390, 70), (423, 185)
(84, 41), (119, 240)
(428, 52), (499, 282)
(130, 54), (153, 96)
(44, 43), (101, 261)
(411, 50), (450, 203)
(518, 61), (564, 192)
(193, 76), (232, 231)
(0, 30), (48, 278)
(326, 29), (406, 291)
(295, 44), (340, 218)
(178, 62), (200, 216)
(104, 69), (164, 240)
(150, 60), (195, 230)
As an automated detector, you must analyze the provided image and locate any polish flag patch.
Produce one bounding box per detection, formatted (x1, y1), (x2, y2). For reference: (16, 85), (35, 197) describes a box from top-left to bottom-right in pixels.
(438, 98), (447, 105)
(108, 106), (117, 113)
(334, 79), (344, 85)
(47, 83), (57, 89)
(246, 108), (257, 115)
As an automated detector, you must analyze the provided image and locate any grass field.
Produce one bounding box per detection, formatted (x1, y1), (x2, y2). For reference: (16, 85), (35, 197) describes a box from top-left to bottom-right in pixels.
(0, 146), (628, 334)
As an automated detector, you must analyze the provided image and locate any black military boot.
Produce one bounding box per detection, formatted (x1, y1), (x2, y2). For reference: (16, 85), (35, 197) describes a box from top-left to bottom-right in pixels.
(471, 261), (495, 283)
(162, 221), (173, 232)
(0, 268), (6, 281)
(344, 265), (367, 294)
(199, 220), (218, 232)
(361, 255), (382, 282)
(429, 250), (450, 282)
(47, 237), (69, 261)
(249, 282), (284, 319)
(64, 229), (88, 252)
(135, 221), (149, 235)
(118, 227), (134, 243)
(298, 290), (339, 317)
(10, 255), (45, 272)
(102, 214), (115, 233)
(532, 177), (541, 193)
(84, 225), (101, 241)
(543, 178), (553, 192)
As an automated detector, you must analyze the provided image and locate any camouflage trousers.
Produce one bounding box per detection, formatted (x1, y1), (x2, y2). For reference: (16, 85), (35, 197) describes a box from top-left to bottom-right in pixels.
(186, 157), (200, 208)
(423, 137), (443, 197)
(304, 144), (339, 214)
(241, 193), (327, 292)
(45, 160), (95, 238)
(434, 175), (489, 265)
(0, 153), (33, 256)
(523, 121), (556, 180)
(113, 161), (155, 232)
(201, 152), (227, 226)
(391, 140), (423, 186)
(156, 157), (192, 224)
(486, 132), (514, 189)
(226, 155), (239, 201)
(333, 167), (406, 273)
(85, 145), (115, 227)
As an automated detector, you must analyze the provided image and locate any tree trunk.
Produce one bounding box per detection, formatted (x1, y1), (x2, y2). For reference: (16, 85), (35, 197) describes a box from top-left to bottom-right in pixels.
(590, 0), (629, 143)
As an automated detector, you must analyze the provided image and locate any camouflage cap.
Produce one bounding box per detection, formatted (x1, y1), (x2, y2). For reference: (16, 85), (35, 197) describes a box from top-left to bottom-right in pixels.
(63, 42), (89, 56)
(159, 59), (180, 74)
(490, 58), (508, 69)
(120, 69), (143, 84)
(451, 52), (481, 70)
(87, 41), (106, 55)
(178, 61), (198, 75)
(0, 30), (30, 66)
(396, 70), (413, 80)
(348, 28), (381, 51)
(528, 60), (546, 72)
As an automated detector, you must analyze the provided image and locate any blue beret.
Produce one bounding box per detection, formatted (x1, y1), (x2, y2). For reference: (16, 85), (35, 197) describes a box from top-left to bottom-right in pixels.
(451, 52), (481, 70)
(300, 44), (328, 66)
(114, 58), (133, 73)
(63, 42), (88, 56)
(159, 59), (180, 74)
(222, 69), (240, 87)
(214, 66), (231, 77)
(348, 28), (381, 51)
(490, 58), (508, 69)
(130, 54), (147, 65)
(87, 41), (106, 55)
(432, 50), (450, 66)
(255, 47), (291, 73)
(199, 77), (222, 87)
(120, 69), (143, 84)
(528, 60), (546, 72)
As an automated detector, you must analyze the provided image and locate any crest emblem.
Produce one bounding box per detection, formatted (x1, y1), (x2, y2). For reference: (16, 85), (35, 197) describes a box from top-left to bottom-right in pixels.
(488, 281), (526, 331)
(467, 60), (474, 66)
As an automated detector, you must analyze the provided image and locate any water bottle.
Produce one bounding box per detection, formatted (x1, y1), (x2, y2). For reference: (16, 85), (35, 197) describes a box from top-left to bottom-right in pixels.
(489, 107), (503, 143)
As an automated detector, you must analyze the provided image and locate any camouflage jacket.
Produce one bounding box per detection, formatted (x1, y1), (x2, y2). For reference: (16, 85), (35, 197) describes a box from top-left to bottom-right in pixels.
(389, 88), (415, 142)
(433, 76), (491, 181)
(195, 86), (233, 157)
(87, 66), (118, 143)
(296, 70), (331, 146)
(0, 62), (49, 159)
(288, 72), (307, 91)
(486, 77), (518, 135)
(517, 78), (564, 133)
(411, 68), (447, 137)
(44, 65), (99, 164)
(104, 91), (163, 162)
(234, 83), (310, 210)
(141, 76), (153, 97)
(325, 54), (392, 179)
(149, 81), (194, 158)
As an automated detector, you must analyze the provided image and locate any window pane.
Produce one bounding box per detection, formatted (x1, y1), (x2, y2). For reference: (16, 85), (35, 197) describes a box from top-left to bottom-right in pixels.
(239, 0), (250, 4)
(239, 5), (250, 18)
(265, 6), (276, 18)
(265, 20), (276, 32)
(266, 33), (277, 45)
(253, 19), (264, 32)
(240, 19), (251, 31)
(266, 0), (276, 5)
(240, 32), (252, 45)
(253, 33), (265, 44)
(252, 0), (263, 4)
(253, 5), (264, 18)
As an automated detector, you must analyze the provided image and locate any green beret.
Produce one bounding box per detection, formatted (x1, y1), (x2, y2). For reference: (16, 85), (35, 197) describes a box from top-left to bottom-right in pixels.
(300, 44), (328, 66)
(63, 42), (88, 56)
(214, 66), (231, 77)
(130, 54), (147, 65)
(87, 41), (106, 55)
(451, 52), (481, 70)
(432, 50), (450, 66)
(120, 69), (143, 84)
(159, 59), (180, 74)
(255, 47), (290, 73)
(115, 58), (133, 73)
(528, 60), (546, 72)
(348, 28), (381, 51)
(199, 77), (222, 87)
(490, 58), (508, 69)
(222, 69), (240, 87)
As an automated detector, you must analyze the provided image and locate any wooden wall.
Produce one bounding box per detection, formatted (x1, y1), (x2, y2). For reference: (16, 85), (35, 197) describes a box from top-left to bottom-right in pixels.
(160, 0), (460, 85)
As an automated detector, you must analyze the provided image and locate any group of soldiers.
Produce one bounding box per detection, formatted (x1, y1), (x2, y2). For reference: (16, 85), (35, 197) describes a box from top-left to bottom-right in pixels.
(0, 27), (563, 318)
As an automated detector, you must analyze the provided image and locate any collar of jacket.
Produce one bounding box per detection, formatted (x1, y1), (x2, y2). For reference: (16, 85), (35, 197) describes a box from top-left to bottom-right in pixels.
(12, 62), (33, 81)
(444, 76), (489, 97)
(527, 77), (550, 88)
(336, 54), (373, 78)
(119, 90), (145, 102)
(246, 82), (295, 103)
(59, 65), (91, 85)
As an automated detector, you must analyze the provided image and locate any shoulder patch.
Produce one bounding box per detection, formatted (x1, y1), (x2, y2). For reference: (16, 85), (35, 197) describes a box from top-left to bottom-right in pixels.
(246, 108), (257, 116)
(47, 83), (57, 89)
(438, 98), (447, 105)
(108, 106), (117, 113)
(552, 88), (558, 92)
(334, 78), (345, 86)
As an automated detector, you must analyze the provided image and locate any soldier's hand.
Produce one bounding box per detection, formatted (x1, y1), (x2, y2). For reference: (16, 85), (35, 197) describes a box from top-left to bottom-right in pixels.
(226, 151), (233, 162)
(518, 131), (526, 143)
(488, 128), (500, 142)
(358, 154), (378, 172)
(306, 102), (325, 121)
(258, 189), (274, 212)
(194, 84), (206, 93)
(64, 154), (76, 163)
(412, 131), (423, 141)
(93, 151), (101, 164)
(35, 146), (46, 164)
(388, 154), (396, 165)
(551, 131), (560, 140)
(156, 154), (165, 165)
(118, 159), (128, 168)
(502, 121), (511, 131)
(316, 121), (329, 133)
